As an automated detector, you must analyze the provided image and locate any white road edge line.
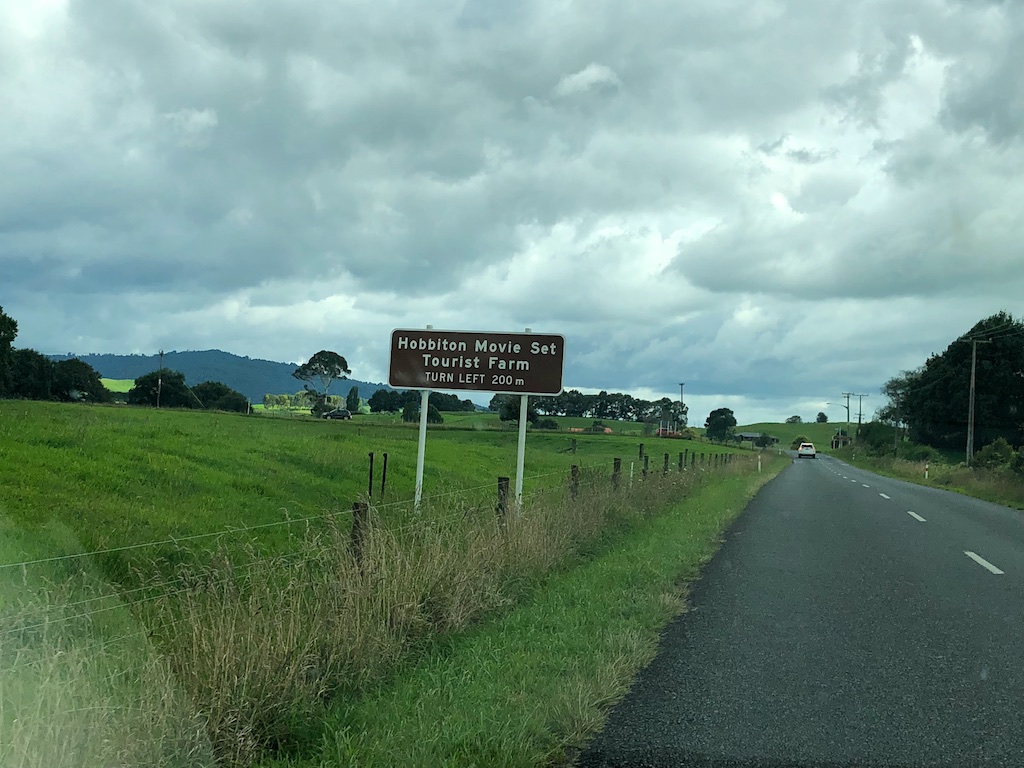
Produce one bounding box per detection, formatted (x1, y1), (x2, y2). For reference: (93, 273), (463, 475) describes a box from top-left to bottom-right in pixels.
(964, 551), (1005, 575)
(907, 511), (926, 522)
(879, 493), (891, 500)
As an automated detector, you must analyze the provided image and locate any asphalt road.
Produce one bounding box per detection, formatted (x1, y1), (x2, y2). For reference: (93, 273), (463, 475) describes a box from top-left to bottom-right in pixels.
(578, 454), (1024, 768)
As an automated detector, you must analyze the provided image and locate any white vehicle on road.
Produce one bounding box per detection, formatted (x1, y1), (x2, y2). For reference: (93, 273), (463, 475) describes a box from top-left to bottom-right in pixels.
(797, 442), (816, 459)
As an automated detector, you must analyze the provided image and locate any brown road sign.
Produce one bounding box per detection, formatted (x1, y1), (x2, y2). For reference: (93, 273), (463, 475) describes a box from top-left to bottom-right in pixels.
(389, 329), (565, 395)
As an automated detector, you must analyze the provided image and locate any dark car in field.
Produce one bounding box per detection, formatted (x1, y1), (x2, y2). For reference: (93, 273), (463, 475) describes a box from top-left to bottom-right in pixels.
(322, 408), (352, 420)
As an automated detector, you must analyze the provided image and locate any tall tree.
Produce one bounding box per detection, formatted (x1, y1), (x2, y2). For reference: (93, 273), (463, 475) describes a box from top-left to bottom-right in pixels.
(499, 397), (539, 425)
(128, 370), (194, 408)
(0, 306), (18, 397)
(53, 358), (112, 403)
(346, 385), (361, 412)
(10, 348), (55, 400)
(704, 407), (737, 442)
(816, 412), (828, 423)
(887, 312), (1024, 449)
(293, 350), (351, 416)
(369, 388), (403, 413)
(193, 381), (248, 412)
(292, 351), (351, 397)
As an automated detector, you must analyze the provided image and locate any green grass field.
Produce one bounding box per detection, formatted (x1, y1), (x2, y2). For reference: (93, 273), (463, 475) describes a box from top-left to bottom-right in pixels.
(100, 378), (134, 393)
(0, 401), (730, 578)
(737, 420), (843, 450)
(0, 399), (769, 767)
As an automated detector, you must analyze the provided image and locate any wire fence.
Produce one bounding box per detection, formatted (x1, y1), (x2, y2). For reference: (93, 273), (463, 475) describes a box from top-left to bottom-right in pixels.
(1, 451), (749, 644)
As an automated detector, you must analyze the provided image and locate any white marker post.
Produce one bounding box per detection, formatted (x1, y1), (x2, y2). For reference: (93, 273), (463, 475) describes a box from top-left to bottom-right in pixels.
(414, 325), (433, 511)
(513, 328), (531, 508)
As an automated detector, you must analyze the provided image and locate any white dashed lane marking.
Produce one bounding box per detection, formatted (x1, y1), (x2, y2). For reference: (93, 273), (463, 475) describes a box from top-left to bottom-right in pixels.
(964, 551), (1005, 575)
(879, 493), (891, 500)
(907, 511), (926, 522)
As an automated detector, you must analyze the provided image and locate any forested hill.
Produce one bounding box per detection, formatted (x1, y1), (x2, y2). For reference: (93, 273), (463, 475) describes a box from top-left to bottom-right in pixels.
(47, 350), (389, 403)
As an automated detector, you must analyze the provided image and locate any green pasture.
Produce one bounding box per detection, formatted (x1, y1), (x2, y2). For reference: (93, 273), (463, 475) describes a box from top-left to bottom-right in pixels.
(736, 420), (843, 449)
(0, 401), (730, 577)
(100, 378), (134, 393)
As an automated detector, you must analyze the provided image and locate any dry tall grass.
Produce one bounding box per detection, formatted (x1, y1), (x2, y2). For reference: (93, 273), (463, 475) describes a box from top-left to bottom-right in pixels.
(0, 595), (214, 767)
(154, 460), (748, 765)
(849, 454), (1024, 509)
(2, 456), (753, 767)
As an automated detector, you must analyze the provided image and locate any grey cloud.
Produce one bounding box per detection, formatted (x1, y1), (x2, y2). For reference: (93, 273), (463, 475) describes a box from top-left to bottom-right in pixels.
(4, 0), (1024, 420)
(939, 5), (1024, 143)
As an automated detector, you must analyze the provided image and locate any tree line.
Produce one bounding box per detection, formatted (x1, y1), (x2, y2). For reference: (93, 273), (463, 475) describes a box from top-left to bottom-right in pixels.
(0, 306), (112, 403)
(491, 389), (688, 424)
(879, 311), (1024, 454)
(0, 305), (250, 412)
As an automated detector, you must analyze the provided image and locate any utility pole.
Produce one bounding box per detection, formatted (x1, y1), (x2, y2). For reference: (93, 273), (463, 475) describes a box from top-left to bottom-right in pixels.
(893, 392), (901, 453)
(156, 349), (164, 408)
(853, 393), (868, 436)
(678, 382), (685, 432)
(841, 392), (853, 441)
(960, 337), (992, 466)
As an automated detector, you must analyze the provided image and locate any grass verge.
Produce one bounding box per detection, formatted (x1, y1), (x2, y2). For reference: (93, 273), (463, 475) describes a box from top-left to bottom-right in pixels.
(835, 449), (1024, 510)
(267, 455), (786, 768)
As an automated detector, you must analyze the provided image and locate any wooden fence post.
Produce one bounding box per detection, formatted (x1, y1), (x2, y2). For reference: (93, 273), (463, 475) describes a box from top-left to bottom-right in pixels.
(612, 458), (622, 490)
(639, 443), (645, 460)
(350, 501), (368, 564)
(570, 465), (580, 500)
(663, 453), (670, 475)
(643, 454), (649, 478)
(678, 452), (684, 470)
(367, 452), (374, 497)
(497, 476), (510, 524)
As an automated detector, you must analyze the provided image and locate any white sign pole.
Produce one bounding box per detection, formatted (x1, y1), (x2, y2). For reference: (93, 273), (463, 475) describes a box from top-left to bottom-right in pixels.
(514, 327), (531, 508)
(414, 325), (433, 512)
(515, 393), (528, 506)
(414, 388), (429, 510)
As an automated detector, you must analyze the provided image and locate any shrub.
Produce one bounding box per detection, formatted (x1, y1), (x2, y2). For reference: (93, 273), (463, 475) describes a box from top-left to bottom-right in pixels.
(898, 443), (944, 462)
(1012, 448), (1024, 476)
(534, 418), (559, 430)
(973, 437), (1014, 469)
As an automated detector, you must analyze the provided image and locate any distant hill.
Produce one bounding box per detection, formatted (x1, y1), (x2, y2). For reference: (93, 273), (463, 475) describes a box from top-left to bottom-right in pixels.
(48, 350), (390, 404)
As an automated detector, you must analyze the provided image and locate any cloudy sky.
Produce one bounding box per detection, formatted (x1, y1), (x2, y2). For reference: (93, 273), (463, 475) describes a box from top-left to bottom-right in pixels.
(3, 0), (1023, 424)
